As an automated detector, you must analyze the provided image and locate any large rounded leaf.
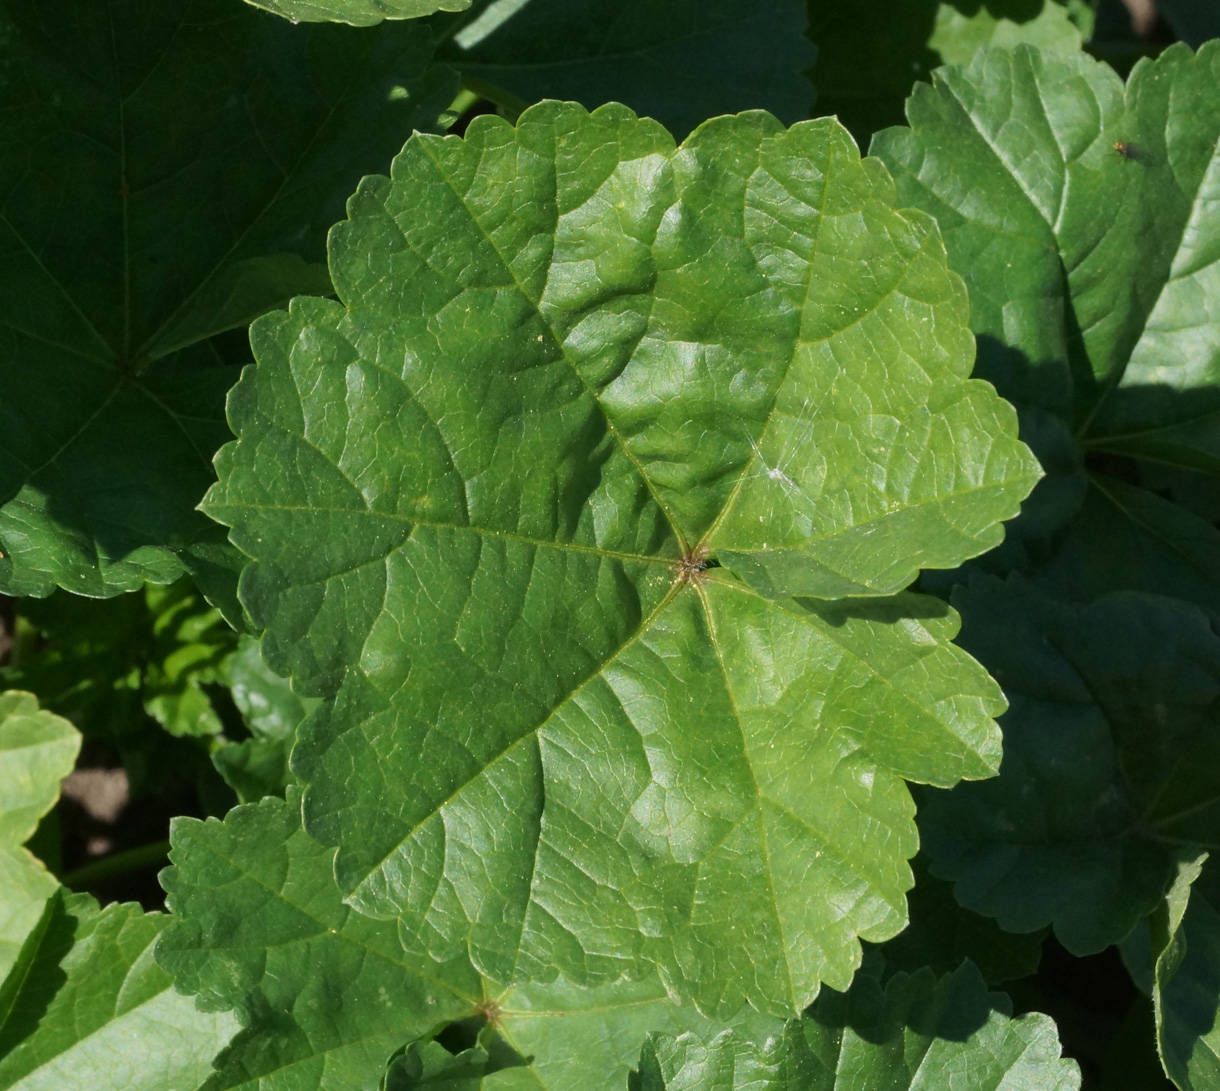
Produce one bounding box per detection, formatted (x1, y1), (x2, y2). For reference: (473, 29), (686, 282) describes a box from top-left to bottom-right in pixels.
(0, 0), (453, 597)
(205, 102), (1039, 1017)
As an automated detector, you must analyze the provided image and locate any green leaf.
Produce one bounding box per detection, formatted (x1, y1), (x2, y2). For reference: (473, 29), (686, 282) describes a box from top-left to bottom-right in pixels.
(0, 692), (77, 987)
(439, 0), (816, 140)
(0, 0), (455, 597)
(1152, 851), (1220, 1089)
(206, 102), (1036, 1016)
(630, 961), (1081, 1090)
(212, 636), (318, 802)
(243, 0), (468, 28)
(0, 692), (79, 849)
(1, 580), (237, 793)
(807, 1), (1089, 148)
(0, 889), (238, 1091)
(920, 575), (1220, 954)
(160, 792), (778, 1091)
(872, 42), (1220, 477)
(877, 854), (1044, 984)
(157, 793), (481, 1091)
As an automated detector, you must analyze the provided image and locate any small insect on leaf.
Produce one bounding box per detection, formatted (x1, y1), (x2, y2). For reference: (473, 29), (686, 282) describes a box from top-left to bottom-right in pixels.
(1113, 140), (1141, 161)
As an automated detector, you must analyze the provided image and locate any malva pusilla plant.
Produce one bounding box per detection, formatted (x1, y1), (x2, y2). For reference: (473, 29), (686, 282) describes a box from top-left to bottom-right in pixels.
(1, 0), (1219, 1088)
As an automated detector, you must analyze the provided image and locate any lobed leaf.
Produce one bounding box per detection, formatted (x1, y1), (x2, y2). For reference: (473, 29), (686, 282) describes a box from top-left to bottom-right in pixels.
(873, 42), (1220, 478)
(920, 576), (1220, 954)
(0, 692), (79, 849)
(0, 0), (454, 597)
(205, 101), (1038, 1016)
(630, 961), (1080, 1090)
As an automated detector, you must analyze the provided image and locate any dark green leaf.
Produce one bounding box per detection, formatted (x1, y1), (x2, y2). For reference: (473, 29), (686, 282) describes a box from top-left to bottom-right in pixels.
(206, 102), (1038, 1016)
(808, 1), (1089, 147)
(630, 962), (1081, 1090)
(1151, 851), (1220, 1089)
(440, 0), (815, 140)
(921, 576), (1220, 954)
(0, 0), (454, 596)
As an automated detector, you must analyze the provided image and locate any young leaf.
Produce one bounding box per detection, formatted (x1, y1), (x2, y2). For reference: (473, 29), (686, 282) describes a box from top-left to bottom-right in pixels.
(205, 102), (1038, 1016)
(872, 42), (1220, 477)
(0, 0), (454, 597)
(439, 0), (816, 140)
(920, 576), (1220, 955)
(630, 962), (1081, 1090)
(0, 890), (238, 1091)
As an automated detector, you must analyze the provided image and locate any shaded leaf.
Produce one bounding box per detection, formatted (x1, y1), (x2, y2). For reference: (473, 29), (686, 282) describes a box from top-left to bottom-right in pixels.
(920, 576), (1220, 954)
(807, 1), (1090, 147)
(205, 102), (1037, 1016)
(440, 0), (815, 140)
(0, 889), (237, 1091)
(630, 961), (1080, 1090)
(0, 0), (454, 596)
(1152, 851), (1220, 1089)
(212, 635), (318, 802)
(243, 0), (468, 27)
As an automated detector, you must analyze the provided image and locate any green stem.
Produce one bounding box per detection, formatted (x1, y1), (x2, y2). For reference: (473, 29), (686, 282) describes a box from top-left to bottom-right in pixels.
(61, 839), (171, 891)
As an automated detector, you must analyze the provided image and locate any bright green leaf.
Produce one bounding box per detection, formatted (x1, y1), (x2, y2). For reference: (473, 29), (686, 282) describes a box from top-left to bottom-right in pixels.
(0, 692), (79, 849)
(630, 961), (1080, 1090)
(0, 890), (237, 1091)
(205, 102), (1035, 1016)
(0, 0), (454, 597)
(929, 2), (1083, 66)
(920, 576), (1220, 954)
(873, 42), (1220, 477)
(440, 0), (816, 140)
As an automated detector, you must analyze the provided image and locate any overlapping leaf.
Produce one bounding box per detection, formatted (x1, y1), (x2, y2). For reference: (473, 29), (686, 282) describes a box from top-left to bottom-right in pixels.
(0, 692), (78, 982)
(157, 793), (781, 1091)
(630, 962), (1081, 1090)
(1151, 852), (1220, 1089)
(0, 890), (237, 1091)
(439, 0), (816, 139)
(919, 576), (1220, 954)
(873, 43), (1220, 478)
(0, 0), (454, 597)
(205, 101), (1039, 1015)
(807, 1), (1089, 146)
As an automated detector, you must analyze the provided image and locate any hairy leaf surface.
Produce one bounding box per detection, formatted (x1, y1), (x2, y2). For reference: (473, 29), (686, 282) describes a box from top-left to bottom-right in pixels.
(920, 576), (1220, 954)
(206, 102), (1038, 1016)
(440, 0), (816, 139)
(630, 962), (1080, 1090)
(0, 0), (453, 597)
